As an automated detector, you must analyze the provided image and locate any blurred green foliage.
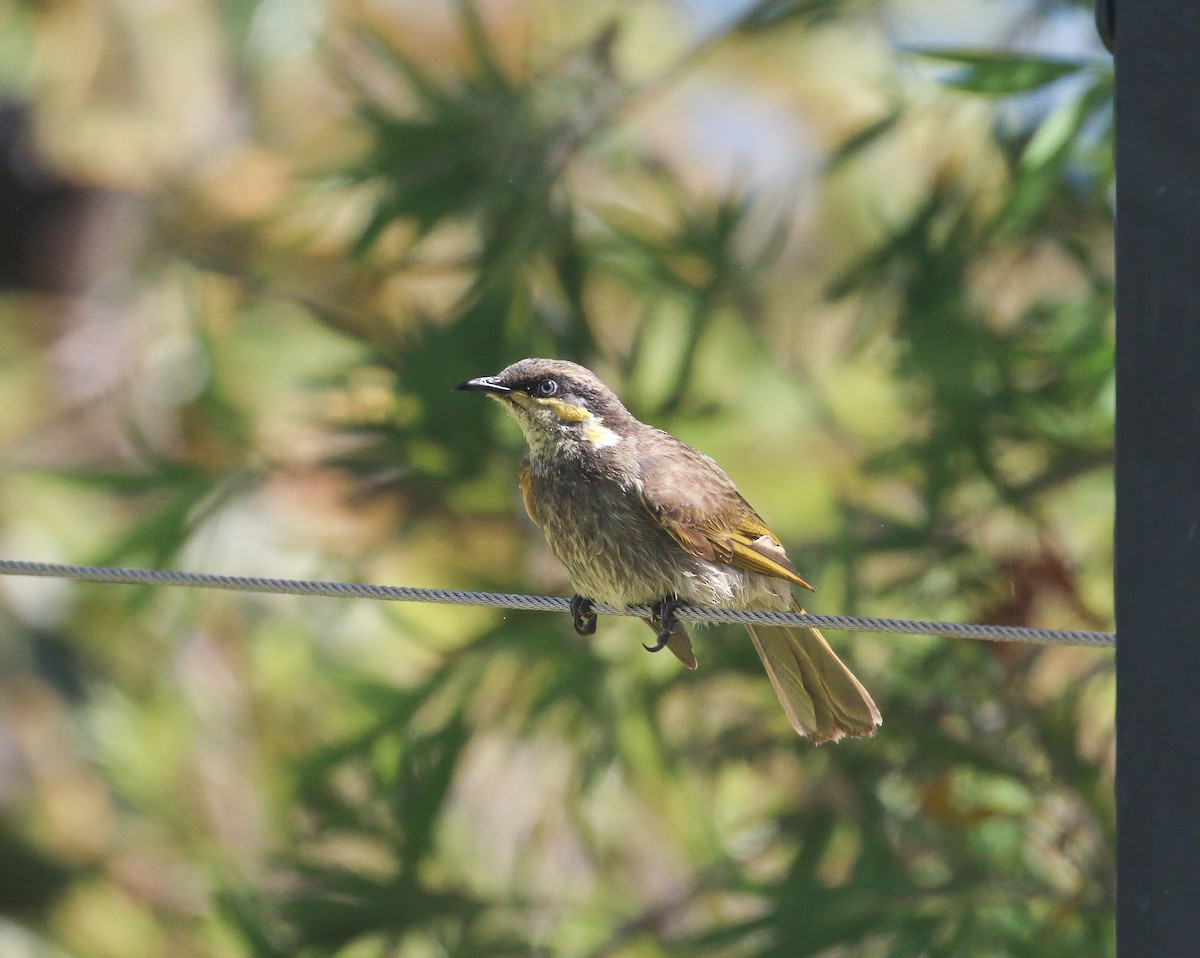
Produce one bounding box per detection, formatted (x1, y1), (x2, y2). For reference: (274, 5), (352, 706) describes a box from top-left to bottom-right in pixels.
(0, 1), (1112, 956)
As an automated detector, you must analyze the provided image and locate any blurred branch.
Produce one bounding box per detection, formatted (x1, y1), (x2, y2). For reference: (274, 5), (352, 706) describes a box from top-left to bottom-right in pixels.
(584, 866), (731, 958)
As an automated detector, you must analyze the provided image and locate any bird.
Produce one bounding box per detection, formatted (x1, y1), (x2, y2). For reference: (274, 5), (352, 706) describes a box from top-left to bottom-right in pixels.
(456, 358), (880, 742)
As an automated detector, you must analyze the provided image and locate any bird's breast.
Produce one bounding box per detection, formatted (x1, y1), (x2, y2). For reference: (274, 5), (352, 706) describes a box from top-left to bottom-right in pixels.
(528, 458), (662, 606)
(527, 456), (790, 611)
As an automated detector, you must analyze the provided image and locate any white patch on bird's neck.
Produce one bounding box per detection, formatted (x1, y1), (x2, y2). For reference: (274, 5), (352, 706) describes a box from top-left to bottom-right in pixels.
(581, 417), (622, 448)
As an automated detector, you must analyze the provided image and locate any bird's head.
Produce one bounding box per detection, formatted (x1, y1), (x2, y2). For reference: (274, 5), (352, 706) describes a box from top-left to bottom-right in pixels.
(455, 358), (631, 455)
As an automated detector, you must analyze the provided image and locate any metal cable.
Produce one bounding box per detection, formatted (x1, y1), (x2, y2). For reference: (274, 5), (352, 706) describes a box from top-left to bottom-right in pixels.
(0, 559), (1115, 647)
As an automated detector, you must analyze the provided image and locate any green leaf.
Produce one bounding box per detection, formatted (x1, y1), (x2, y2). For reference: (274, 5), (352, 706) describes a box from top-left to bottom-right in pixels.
(994, 73), (1113, 235)
(735, 0), (853, 31)
(826, 110), (902, 171)
(914, 48), (1089, 95)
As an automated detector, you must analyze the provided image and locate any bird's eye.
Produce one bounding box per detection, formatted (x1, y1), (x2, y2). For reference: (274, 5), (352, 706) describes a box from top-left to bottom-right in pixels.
(535, 379), (558, 397)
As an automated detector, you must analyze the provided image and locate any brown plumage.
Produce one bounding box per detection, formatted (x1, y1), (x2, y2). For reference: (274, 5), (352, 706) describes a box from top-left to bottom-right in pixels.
(457, 358), (880, 742)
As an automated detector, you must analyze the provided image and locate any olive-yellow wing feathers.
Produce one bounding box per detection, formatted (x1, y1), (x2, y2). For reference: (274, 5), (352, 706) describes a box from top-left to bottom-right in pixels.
(633, 440), (813, 590)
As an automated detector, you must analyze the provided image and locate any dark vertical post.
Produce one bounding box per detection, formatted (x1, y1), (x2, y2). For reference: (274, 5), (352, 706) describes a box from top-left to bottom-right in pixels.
(1115, 5), (1200, 956)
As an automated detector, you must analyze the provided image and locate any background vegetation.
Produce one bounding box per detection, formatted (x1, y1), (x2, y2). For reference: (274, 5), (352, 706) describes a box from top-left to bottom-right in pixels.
(0, 0), (1113, 955)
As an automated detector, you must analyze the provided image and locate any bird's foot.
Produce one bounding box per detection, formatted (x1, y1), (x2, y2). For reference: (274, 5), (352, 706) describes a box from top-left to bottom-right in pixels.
(570, 595), (598, 636)
(644, 596), (684, 653)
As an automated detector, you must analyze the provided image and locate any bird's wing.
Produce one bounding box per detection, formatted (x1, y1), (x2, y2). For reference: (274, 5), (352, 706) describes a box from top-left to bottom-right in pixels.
(518, 456), (541, 527)
(634, 434), (814, 591)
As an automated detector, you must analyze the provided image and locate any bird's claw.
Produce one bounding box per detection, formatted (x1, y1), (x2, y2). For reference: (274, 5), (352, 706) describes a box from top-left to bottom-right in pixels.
(570, 595), (598, 636)
(643, 597), (683, 654)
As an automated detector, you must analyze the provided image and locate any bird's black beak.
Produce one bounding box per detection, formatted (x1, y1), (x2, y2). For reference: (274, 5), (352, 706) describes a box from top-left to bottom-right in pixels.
(454, 376), (511, 395)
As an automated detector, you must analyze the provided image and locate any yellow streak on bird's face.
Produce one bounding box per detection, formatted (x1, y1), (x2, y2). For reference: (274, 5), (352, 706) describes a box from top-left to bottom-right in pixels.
(534, 396), (591, 422)
(500, 392), (621, 451)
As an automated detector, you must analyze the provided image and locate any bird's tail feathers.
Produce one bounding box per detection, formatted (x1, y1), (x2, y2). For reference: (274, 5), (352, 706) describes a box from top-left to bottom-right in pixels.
(642, 617), (697, 670)
(746, 612), (880, 742)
